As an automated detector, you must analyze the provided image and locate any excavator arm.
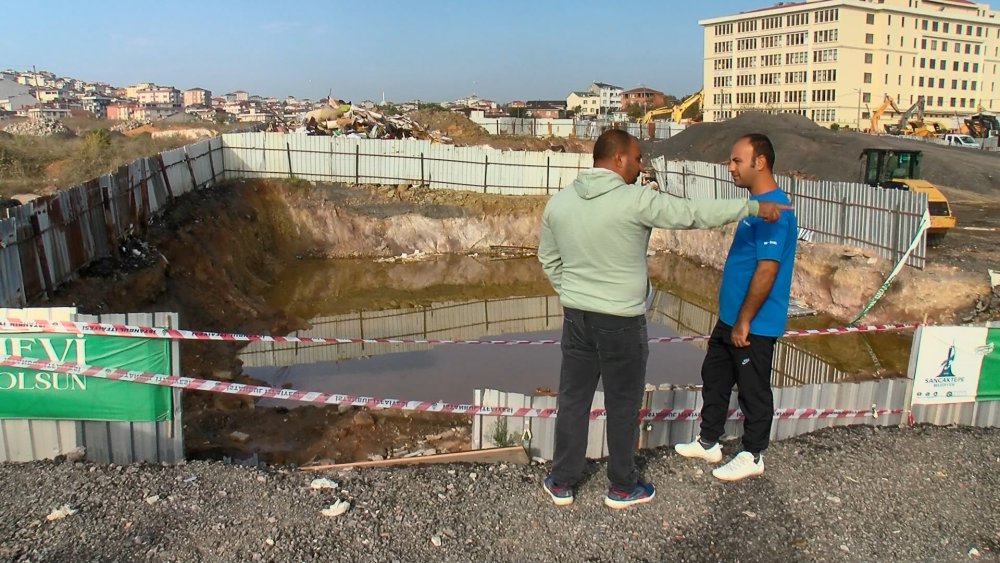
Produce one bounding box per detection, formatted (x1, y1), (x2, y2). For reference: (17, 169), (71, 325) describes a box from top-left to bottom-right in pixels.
(869, 94), (901, 133)
(638, 106), (674, 124)
(671, 89), (703, 123)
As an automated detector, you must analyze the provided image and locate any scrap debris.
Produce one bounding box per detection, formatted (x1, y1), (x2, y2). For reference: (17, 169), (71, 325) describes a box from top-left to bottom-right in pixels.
(294, 99), (452, 143)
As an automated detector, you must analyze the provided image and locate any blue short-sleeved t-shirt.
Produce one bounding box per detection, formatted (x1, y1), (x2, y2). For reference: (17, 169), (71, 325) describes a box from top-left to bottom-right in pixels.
(718, 188), (797, 338)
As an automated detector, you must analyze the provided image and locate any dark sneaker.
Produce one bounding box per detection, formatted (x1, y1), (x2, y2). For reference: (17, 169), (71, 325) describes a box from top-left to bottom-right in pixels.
(543, 474), (573, 506)
(604, 480), (656, 510)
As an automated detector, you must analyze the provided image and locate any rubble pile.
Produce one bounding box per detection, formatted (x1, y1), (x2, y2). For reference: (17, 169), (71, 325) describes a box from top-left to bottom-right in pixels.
(964, 281), (1000, 323)
(299, 102), (451, 143)
(111, 119), (151, 133)
(1, 118), (71, 137)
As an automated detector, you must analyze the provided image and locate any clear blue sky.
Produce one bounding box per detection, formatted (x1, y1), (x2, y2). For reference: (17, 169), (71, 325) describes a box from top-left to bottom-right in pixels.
(3, 0), (989, 103)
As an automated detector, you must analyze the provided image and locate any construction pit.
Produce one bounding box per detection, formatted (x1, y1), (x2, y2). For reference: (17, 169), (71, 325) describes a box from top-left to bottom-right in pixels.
(42, 167), (995, 467)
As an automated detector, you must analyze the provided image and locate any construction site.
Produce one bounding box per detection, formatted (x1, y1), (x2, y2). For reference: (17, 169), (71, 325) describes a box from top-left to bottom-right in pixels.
(1, 107), (999, 561)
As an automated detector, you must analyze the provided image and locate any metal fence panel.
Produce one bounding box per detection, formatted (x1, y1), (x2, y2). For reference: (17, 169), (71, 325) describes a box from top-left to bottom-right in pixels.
(0, 308), (183, 464)
(0, 218), (25, 307)
(651, 156), (927, 268)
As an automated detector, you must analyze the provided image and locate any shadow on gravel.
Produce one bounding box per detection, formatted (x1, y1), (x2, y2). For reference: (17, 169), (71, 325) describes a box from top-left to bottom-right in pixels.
(666, 477), (809, 562)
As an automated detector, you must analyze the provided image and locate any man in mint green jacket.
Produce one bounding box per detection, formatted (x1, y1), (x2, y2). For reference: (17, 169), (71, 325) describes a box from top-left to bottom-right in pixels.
(538, 129), (787, 509)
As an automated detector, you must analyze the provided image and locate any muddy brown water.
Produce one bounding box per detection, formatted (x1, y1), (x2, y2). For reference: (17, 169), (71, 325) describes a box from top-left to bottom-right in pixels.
(238, 254), (913, 406)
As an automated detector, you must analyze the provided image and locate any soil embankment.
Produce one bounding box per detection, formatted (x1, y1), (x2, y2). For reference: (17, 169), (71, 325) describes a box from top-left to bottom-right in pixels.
(41, 177), (992, 464)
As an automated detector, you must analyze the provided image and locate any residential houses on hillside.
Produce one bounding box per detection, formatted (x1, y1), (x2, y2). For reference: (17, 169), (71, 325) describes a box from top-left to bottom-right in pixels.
(0, 68), (339, 125)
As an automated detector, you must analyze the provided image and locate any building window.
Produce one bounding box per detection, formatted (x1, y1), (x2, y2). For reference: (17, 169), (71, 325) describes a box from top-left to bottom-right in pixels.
(865, 53), (874, 64)
(814, 29), (838, 43)
(786, 13), (808, 26)
(865, 33), (874, 44)
(785, 51), (808, 64)
(813, 48), (838, 63)
(786, 31), (807, 46)
(866, 13), (875, 24)
(957, 24), (963, 34)
(863, 93), (871, 103)
(919, 77), (925, 87)
(815, 8), (839, 23)
(864, 72), (872, 83)
(922, 19), (928, 30)
(761, 34), (784, 48)
(932, 21), (939, 32)
(812, 69), (837, 82)
(810, 108), (836, 122)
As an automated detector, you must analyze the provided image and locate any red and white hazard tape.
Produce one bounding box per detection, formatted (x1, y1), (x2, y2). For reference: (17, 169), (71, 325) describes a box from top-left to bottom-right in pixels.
(0, 355), (902, 421)
(0, 317), (917, 346)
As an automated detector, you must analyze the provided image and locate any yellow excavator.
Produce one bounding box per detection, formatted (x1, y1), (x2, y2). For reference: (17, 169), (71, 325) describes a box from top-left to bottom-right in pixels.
(868, 94), (900, 133)
(860, 148), (955, 243)
(637, 89), (703, 124)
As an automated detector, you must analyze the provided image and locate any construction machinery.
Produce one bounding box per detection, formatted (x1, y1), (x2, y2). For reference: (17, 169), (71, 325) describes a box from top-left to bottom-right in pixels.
(868, 94), (900, 133)
(637, 89), (703, 124)
(859, 148), (955, 242)
(884, 97), (926, 135)
(962, 112), (1000, 138)
(637, 106), (674, 124)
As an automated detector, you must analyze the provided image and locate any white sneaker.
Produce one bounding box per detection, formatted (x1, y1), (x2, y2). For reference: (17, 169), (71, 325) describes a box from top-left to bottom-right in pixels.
(712, 451), (764, 481)
(674, 438), (723, 463)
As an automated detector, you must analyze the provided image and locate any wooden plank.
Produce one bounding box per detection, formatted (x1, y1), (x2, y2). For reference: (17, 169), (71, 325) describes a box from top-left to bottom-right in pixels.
(301, 446), (529, 471)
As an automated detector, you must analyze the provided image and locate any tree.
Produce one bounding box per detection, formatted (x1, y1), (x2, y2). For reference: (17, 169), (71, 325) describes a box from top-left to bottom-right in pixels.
(625, 103), (645, 121)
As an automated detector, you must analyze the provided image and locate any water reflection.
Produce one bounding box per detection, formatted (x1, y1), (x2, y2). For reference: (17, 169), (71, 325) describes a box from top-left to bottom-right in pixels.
(240, 255), (910, 404)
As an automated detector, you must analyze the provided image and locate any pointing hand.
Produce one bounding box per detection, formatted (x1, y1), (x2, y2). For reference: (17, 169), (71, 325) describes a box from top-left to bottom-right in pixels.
(757, 202), (792, 222)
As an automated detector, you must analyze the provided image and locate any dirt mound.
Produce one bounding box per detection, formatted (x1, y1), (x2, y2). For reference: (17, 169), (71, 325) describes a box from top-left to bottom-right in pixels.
(406, 109), (593, 153)
(643, 112), (1000, 197)
(407, 109), (489, 142)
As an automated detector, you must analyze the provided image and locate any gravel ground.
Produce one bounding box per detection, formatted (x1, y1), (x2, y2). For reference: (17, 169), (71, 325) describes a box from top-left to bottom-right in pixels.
(1, 425), (997, 563)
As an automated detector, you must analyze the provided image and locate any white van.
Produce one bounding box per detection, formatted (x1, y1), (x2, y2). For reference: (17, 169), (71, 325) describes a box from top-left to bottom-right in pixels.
(942, 134), (979, 148)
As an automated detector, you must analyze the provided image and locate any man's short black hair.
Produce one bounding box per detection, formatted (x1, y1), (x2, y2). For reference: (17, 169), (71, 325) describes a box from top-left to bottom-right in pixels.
(593, 129), (635, 162)
(739, 133), (775, 170)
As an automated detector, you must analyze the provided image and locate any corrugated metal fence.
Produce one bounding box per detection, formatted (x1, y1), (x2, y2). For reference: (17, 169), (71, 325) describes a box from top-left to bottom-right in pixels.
(474, 376), (999, 461)
(652, 157), (928, 268)
(220, 133), (591, 195)
(469, 116), (686, 140)
(0, 137), (224, 306)
(0, 133), (930, 307)
(0, 308), (183, 464)
(238, 295), (562, 368)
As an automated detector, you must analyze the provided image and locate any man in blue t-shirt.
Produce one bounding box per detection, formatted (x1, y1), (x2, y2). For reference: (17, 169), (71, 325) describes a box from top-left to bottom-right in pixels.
(675, 133), (797, 481)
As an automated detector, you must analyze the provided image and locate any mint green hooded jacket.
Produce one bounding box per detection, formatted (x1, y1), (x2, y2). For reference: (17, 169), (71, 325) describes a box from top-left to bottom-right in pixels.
(538, 168), (761, 317)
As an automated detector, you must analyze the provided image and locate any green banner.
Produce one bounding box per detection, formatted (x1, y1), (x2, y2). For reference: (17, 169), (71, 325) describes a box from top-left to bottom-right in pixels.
(978, 328), (1000, 402)
(0, 333), (172, 421)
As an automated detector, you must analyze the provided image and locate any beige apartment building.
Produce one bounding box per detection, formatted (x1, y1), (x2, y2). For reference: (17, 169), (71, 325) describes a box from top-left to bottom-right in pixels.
(700, 0), (1000, 130)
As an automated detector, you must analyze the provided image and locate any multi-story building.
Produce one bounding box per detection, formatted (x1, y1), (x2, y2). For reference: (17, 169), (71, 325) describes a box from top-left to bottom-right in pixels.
(125, 82), (157, 100)
(700, 0), (1000, 129)
(137, 86), (182, 107)
(183, 87), (212, 107)
(620, 87), (670, 111)
(587, 82), (623, 114)
(566, 91), (600, 115)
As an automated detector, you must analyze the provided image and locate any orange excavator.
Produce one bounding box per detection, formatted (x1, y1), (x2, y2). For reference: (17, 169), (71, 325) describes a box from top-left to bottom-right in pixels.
(868, 94), (900, 134)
